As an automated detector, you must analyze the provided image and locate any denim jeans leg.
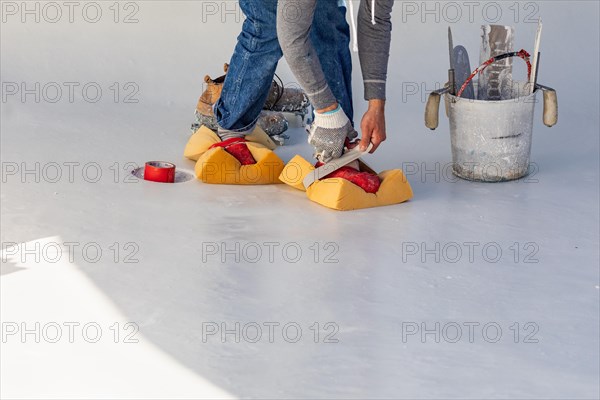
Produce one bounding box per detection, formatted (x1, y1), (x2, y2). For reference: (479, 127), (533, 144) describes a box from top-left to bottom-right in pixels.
(215, 0), (282, 134)
(312, 1), (354, 123)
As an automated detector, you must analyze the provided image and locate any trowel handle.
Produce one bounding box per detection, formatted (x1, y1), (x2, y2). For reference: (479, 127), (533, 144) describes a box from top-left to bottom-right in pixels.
(425, 87), (449, 130)
(536, 84), (558, 127)
(425, 92), (441, 130)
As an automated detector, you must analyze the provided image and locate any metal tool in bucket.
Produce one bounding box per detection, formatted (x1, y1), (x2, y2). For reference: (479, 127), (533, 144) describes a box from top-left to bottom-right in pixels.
(425, 23), (558, 182)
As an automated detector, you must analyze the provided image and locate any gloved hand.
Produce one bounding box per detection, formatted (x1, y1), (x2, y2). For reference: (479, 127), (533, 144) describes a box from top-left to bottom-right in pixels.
(307, 105), (358, 163)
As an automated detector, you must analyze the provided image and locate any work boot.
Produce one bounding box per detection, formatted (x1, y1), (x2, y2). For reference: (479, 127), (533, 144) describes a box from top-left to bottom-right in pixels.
(264, 80), (310, 115)
(196, 63), (228, 118)
(192, 66), (309, 144)
(257, 111), (289, 146)
(192, 64), (229, 132)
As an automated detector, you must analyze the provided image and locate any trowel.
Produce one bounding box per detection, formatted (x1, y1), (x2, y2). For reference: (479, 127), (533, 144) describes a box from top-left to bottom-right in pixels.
(303, 143), (374, 190)
(479, 25), (515, 100)
(453, 45), (475, 99)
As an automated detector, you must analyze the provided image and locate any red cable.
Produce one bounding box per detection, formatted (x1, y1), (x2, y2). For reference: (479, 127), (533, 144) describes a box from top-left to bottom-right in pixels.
(456, 49), (532, 98)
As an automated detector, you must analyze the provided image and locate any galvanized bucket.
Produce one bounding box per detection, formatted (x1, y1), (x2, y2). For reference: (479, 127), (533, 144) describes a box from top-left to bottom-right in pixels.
(425, 80), (557, 182)
(425, 24), (558, 182)
(446, 81), (536, 181)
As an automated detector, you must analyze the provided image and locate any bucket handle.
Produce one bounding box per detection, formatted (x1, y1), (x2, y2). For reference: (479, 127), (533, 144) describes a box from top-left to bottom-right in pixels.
(425, 86), (451, 130)
(425, 83), (558, 130)
(535, 84), (558, 127)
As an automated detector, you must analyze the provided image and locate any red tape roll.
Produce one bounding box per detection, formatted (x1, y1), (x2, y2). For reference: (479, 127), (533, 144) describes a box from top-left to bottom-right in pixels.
(144, 161), (176, 183)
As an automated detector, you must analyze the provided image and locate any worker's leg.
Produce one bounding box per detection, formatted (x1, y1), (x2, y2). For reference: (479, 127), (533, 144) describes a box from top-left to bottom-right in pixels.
(311, 1), (354, 123)
(214, 0), (282, 139)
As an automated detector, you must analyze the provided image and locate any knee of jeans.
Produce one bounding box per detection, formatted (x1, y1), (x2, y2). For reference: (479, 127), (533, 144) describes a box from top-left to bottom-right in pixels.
(214, 102), (229, 125)
(257, 33), (282, 54)
(243, 32), (281, 56)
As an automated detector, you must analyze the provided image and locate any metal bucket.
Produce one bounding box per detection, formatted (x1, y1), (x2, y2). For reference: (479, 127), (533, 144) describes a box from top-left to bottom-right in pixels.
(445, 81), (536, 182)
(424, 24), (558, 183)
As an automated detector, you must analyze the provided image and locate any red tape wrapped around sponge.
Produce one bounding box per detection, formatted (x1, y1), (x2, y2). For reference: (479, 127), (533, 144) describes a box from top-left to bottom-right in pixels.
(184, 126), (284, 185)
(279, 155), (413, 211)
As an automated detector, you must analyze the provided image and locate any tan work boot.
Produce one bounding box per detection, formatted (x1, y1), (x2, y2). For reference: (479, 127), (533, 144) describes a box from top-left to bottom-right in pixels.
(191, 64), (310, 144)
(196, 63), (228, 119)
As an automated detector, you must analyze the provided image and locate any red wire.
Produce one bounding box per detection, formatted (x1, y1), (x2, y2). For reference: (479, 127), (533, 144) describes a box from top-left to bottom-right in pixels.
(456, 49), (532, 98)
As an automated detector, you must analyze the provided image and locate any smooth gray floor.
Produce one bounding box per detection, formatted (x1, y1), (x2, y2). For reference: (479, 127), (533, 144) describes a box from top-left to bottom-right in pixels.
(2, 2), (598, 398)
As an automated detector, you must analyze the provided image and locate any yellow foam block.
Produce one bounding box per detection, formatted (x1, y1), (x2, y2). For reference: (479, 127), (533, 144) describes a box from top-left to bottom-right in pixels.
(279, 155), (413, 211)
(195, 142), (284, 185)
(184, 126), (276, 162)
(279, 155), (315, 191)
(184, 126), (221, 161)
(246, 127), (277, 150)
(184, 125), (283, 185)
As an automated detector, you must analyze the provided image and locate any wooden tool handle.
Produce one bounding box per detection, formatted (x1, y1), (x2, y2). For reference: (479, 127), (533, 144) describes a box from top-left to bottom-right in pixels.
(425, 92), (442, 130)
(542, 87), (558, 127)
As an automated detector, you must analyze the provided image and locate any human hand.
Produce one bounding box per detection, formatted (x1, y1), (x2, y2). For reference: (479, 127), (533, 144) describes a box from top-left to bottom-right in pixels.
(359, 99), (386, 153)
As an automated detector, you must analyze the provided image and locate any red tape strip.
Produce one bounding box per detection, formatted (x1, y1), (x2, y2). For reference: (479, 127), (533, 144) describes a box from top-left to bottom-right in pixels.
(144, 161), (176, 183)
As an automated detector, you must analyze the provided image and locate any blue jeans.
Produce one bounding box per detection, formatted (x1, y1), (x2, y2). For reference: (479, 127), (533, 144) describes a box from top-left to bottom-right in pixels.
(215, 0), (353, 134)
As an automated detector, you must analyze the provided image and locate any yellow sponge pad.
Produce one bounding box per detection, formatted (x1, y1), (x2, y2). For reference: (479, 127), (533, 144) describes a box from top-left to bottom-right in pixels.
(278, 155), (315, 191)
(246, 127), (277, 150)
(279, 155), (413, 211)
(184, 125), (276, 161)
(184, 126), (283, 185)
